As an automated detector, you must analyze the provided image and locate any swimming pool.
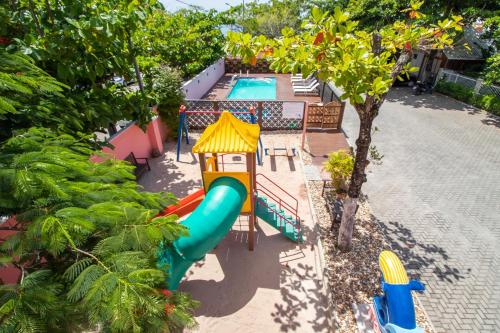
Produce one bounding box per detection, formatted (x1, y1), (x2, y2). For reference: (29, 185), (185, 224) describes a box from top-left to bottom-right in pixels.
(227, 77), (276, 100)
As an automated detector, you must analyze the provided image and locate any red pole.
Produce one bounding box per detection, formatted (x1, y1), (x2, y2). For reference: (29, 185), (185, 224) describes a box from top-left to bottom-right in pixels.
(301, 102), (308, 150)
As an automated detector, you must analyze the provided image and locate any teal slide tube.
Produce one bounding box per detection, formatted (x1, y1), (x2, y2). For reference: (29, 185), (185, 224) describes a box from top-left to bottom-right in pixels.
(160, 177), (247, 290)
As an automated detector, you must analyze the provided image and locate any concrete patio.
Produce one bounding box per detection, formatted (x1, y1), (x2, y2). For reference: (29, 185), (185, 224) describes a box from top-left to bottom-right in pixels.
(139, 132), (333, 333)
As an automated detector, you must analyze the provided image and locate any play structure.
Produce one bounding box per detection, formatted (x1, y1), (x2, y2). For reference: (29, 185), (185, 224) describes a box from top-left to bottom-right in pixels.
(176, 105), (263, 165)
(373, 250), (426, 333)
(161, 110), (303, 290)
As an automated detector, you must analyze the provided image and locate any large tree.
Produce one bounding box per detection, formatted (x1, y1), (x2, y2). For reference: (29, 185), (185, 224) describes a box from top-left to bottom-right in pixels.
(134, 8), (228, 78)
(0, 13), (199, 330)
(0, 128), (198, 332)
(3, 0), (160, 135)
(225, 0), (307, 37)
(226, 1), (463, 250)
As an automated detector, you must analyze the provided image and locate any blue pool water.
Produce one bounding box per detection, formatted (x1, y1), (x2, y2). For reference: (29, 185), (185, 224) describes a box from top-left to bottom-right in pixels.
(227, 77), (276, 100)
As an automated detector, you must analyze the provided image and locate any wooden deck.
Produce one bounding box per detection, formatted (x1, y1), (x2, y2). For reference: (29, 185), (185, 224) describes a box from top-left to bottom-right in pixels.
(203, 73), (321, 103)
(306, 129), (351, 176)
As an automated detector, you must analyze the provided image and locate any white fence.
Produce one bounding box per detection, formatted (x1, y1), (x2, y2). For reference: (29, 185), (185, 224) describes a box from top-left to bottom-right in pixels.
(182, 58), (225, 99)
(438, 69), (500, 98)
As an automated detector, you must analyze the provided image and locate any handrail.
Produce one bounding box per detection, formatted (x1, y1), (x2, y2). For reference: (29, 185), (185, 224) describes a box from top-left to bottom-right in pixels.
(256, 183), (297, 220)
(219, 153), (246, 172)
(255, 196), (301, 242)
(256, 173), (299, 214)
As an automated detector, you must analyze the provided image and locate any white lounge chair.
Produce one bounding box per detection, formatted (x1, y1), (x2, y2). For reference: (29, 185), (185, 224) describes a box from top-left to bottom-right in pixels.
(292, 78), (317, 87)
(291, 73), (312, 81)
(293, 81), (320, 95)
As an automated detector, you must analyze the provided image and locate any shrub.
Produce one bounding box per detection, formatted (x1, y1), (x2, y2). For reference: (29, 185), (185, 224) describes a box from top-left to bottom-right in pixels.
(482, 54), (500, 86)
(435, 80), (500, 116)
(323, 150), (354, 191)
(147, 65), (185, 135)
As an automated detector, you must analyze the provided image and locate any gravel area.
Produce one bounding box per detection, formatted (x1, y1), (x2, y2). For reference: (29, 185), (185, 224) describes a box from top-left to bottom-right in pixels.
(301, 146), (434, 332)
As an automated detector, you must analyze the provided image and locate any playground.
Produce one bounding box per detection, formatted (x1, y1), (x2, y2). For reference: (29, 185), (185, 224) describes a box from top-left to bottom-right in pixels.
(135, 107), (427, 333)
(139, 119), (333, 332)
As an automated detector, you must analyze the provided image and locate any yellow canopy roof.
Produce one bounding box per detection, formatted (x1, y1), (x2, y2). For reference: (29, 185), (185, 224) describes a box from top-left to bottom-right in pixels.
(192, 111), (260, 154)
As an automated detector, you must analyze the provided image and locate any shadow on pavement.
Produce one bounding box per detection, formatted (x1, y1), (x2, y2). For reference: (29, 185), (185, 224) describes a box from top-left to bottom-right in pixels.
(375, 218), (466, 284)
(386, 88), (476, 113)
(178, 224), (331, 332)
(386, 88), (500, 128)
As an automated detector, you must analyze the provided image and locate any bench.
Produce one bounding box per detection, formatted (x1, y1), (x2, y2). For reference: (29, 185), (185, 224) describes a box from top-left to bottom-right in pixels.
(266, 143), (295, 157)
(124, 152), (151, 179)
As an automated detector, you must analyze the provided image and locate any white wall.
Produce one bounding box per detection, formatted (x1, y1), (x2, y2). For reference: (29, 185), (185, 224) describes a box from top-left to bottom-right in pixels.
(182, 58), (225, 99)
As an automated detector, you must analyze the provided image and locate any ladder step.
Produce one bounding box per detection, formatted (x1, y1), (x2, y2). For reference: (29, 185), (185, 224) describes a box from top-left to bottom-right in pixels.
(255, 193), (303, 243)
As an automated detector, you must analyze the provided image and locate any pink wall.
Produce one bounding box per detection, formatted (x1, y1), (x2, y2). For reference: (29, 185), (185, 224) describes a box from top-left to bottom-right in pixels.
(95, 115), (170, 162)
(0, 216), (21, 284)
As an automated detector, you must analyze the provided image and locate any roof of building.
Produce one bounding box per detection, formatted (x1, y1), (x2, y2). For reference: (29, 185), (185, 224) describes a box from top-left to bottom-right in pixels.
(444, 27), (487, 60)
(192, 111), (260, 154)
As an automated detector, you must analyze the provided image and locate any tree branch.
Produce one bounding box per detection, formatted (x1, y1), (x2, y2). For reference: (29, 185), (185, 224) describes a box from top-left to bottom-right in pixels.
(373, 48), (413, 111)
(73, 248), (111, 273)
(127, 33), (145, 94)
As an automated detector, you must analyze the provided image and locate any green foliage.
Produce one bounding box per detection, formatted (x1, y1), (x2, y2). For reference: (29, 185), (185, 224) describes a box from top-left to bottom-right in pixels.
(226, 2), (463, 107)
(0, 48), (152, 141)
(3, 0), (157, 135)
(482, 54), (500, 85)
(225, 0), (307, 37)
(0, 128), (198, 332)
(345, 0), (409, 30)
(8, 0), (156, 85)
(435, 80), (500, 115)
(323, 151), (354, 190)
(146, 65), (184, 134)
(0, 270), (67, 332)
(435, 80), (474, 100)
(0, 50), (68, 140)
(135, 9), (227, 78)
(312, 0), (498, 30)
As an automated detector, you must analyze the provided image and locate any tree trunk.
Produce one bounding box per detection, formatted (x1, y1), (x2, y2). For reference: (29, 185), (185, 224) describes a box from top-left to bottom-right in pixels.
(127, 34), (145, 94)
(28, 0), (44, 37)
(45, 0), (54, 25)
(337, 33), (413, 251)
(338, 111), (374, 251)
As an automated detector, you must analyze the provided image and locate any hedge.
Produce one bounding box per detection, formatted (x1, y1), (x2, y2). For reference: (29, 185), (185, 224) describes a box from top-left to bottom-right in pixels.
(435, 80), (500, 116)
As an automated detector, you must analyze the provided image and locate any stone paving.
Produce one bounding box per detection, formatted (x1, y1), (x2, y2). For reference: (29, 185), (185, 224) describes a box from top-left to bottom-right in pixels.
(341, 88), (500, 332)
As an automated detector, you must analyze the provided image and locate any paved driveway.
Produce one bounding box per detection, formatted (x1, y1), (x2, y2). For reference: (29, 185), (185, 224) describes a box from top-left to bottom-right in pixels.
(341, 88), (500, 332)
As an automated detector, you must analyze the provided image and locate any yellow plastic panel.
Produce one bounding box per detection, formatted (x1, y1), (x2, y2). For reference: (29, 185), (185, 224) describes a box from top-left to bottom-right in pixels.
(192, 111), (260, 154)
(205, 156), (216, 171)
(202, 171), (251, 213)
(379, 250), (409, 284)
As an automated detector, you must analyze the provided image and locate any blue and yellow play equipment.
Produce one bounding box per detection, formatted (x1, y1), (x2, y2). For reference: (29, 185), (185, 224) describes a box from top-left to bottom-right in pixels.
(161, 110), (302, 290)
(373, 251), (426, 333)
(161, 111), (260, 289)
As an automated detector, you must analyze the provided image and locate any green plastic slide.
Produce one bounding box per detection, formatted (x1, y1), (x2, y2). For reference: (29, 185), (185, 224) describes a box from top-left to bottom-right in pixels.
(160, 176), (247, 290)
